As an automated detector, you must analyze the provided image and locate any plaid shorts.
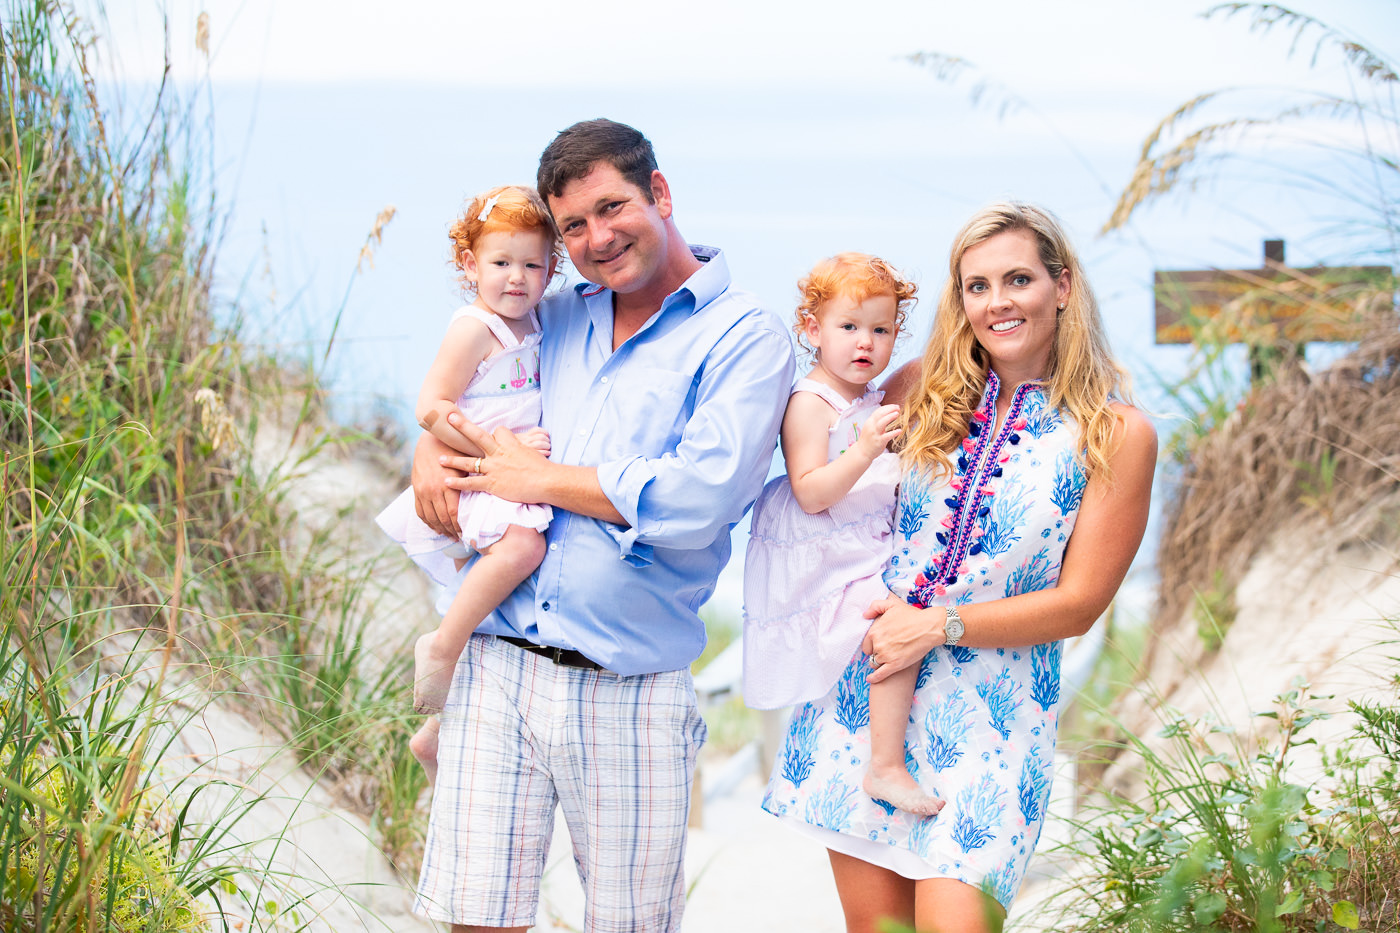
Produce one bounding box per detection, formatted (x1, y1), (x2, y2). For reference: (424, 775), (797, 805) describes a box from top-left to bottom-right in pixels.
(415, 634), (707, 931)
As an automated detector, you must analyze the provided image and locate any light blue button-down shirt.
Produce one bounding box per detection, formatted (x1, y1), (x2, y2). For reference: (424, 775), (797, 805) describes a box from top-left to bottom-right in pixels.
(471, 246), (795, 675)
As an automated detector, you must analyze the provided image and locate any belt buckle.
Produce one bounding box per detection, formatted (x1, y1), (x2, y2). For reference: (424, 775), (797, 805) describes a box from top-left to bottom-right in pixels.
(549, 646), (567, 665)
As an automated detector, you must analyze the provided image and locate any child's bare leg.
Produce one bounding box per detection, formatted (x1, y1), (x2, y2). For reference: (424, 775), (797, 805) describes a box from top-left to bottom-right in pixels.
(863, 664), (944, 816)
(410, 715), (441, 786)
(414, 525), (545, 714)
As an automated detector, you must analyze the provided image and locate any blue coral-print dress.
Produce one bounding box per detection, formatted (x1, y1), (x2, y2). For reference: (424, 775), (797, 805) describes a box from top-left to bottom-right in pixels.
(762, 373), (1090, 910)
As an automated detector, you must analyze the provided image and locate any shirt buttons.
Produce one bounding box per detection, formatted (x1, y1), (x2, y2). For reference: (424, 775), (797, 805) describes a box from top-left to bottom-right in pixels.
(541, 601), (551, 611)
(600, 376), (609, 384)
(548, 543), (558, 551)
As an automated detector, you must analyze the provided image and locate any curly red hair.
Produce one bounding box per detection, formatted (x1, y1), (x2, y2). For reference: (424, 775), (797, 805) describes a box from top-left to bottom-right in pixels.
(793, 252), (917, 354)
(447, 185), (562, 291)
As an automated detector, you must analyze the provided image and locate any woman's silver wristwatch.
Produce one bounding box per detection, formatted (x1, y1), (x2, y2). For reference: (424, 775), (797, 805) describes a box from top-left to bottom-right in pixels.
(944, 606), (965, 647)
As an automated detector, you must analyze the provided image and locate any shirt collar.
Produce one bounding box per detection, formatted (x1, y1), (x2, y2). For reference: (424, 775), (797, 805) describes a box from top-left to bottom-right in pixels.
(682, 245), (726, 311)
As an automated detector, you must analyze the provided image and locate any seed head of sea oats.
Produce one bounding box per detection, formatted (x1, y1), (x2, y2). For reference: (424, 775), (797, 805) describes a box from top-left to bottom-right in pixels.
(370, 205), (397, 244)
(193, 387), (235, 452)
(358, 205), (397, 270)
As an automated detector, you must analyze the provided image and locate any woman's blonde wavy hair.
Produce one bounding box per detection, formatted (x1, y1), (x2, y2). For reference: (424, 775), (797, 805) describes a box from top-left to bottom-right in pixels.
(898, 202), (1131, 483)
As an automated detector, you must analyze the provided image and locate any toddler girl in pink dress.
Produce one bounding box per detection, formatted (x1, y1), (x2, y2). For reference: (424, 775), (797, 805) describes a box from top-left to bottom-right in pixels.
(744, 253), (941, 816)
(377, 185), (558, 781)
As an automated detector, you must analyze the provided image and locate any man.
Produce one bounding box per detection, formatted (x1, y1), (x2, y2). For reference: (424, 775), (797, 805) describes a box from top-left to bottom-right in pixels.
(410, 119), (795, 932)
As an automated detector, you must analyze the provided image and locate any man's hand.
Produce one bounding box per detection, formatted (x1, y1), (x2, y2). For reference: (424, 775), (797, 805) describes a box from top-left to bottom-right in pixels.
(412, 432), (464, 537)
(442, 411), (553, 505)
(441, 411), (626, 524)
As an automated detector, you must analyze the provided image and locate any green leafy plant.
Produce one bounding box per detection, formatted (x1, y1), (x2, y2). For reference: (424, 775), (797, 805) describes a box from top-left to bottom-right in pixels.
(1046, 671), (1400, 933)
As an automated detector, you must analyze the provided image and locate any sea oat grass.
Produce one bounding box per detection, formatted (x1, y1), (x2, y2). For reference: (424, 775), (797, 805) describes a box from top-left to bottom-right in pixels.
(3, 2), (430, 925)
(1062, 9), (1400, 928)
(1155, 315), (1400, 635)
(1102, 4), (1398, 240)
(1096, 4), (1400, 643)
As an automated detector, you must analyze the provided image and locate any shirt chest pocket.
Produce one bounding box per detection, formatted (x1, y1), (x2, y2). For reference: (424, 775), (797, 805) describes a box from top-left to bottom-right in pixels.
(603, 367), (696, 458)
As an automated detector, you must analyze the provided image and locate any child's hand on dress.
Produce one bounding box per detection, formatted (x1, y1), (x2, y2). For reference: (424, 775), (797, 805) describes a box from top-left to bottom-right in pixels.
(519, 427), (551, 458)
(856, 404), (901, 460)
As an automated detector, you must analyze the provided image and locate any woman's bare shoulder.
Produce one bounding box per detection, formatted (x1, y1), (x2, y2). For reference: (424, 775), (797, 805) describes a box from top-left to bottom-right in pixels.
(879, 360), (921, 407)
(1109, 401), (1157, 452)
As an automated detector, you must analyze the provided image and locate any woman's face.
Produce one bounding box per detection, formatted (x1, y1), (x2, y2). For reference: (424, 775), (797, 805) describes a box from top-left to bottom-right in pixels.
(958, 228), (1069, 387)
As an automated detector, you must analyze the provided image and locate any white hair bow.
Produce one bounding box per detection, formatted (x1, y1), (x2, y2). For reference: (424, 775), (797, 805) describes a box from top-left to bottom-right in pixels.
(477, 195), (500, 222)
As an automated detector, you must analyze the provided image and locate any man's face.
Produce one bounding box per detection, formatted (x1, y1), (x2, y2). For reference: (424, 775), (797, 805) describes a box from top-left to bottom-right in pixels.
(547, 163), (669, 295)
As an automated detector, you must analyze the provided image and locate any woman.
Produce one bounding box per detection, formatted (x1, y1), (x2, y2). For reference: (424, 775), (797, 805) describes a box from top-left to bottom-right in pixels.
(761, 202), (1157, 933)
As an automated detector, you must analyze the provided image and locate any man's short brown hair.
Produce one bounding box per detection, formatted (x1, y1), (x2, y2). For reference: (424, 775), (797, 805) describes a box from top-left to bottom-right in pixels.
(536, 119), (658, 204)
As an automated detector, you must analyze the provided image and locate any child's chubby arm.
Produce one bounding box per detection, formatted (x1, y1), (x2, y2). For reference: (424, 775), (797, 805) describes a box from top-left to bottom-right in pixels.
(415, 313), (499, 456)
(784, 395), (901, 515)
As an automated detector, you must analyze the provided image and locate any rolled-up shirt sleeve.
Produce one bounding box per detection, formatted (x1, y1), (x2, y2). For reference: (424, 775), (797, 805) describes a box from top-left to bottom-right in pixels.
(597, 324), (794, 559)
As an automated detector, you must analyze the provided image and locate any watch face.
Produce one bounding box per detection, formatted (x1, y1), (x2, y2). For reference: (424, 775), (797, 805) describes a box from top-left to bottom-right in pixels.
(945, 615), (964, 645)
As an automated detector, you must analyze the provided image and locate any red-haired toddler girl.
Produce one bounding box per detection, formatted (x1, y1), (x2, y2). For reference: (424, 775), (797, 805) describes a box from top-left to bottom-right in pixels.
(377, 185), (558, 782)
(744, 253), (942, 816)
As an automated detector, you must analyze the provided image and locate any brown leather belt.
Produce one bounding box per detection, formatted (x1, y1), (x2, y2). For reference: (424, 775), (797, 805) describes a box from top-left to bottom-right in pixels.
(498, 635), (604, 671)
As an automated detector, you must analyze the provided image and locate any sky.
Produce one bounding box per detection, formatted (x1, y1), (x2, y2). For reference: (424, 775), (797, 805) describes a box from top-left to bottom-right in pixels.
(86, 0), (1400, 607)
(97, 1), (1399, 93)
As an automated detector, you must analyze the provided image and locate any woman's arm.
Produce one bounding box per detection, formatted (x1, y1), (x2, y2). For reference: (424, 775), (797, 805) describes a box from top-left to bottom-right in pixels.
(863, 403), (1157, 681)
(415, 314), (497, 455)
(782, 393), (901, 514)
(879, 360), (921, 408)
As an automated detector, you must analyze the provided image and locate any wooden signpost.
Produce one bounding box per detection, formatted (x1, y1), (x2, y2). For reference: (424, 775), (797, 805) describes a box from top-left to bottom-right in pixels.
(1154, 239), (1390, 380)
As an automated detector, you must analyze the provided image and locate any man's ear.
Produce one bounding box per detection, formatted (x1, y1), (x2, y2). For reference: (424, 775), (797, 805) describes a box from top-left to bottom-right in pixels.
(650, 170), (673, 220)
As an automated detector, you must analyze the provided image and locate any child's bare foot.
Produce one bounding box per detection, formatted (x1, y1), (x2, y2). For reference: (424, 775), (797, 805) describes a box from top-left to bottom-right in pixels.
(410, 716), (440, 786)
(864, 769), (944, 817)
(413, 631), (456, 714)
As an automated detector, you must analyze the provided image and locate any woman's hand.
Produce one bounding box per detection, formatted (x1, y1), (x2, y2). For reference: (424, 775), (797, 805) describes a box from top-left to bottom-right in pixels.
(861, 595), (942, 684)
